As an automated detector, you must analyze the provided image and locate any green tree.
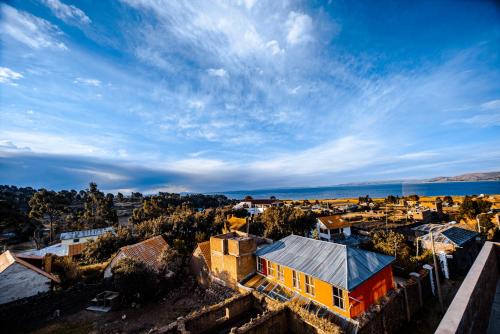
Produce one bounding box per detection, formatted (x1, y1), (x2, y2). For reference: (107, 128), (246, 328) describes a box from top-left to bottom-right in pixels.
(459, 196), (492, 219)
(29, 189), (68, 242)
(157, 245), (182, 277)
(83, 183), (117, 227)
(82, 228), (136, 264)
(111, 258), (158, 302)
(260, 206), (316, 240)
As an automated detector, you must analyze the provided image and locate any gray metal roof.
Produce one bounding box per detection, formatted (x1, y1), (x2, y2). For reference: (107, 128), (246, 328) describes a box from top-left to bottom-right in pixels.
(60, 227), (114, 240)
(440, 227), (478, 246)
(255, 235), (394, 291)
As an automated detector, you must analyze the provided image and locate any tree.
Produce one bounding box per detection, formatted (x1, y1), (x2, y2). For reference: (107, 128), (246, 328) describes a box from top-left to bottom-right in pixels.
(29, 189), (68, 242)
(116, 192), (124, 202)
(260, 206), (316, 240)
(157, 245), (181, 277)
(82, 228), (136, 264)
(83, 183), (117, 227)
(358, 195), (372, 205)
(443, 196), (454, 206)
(371, 230), (415, 271)
(459, 196), (492, 219)
(111, 258), (158, 302)
(385, 195), (398, 204)
(406, 194), (420, 202)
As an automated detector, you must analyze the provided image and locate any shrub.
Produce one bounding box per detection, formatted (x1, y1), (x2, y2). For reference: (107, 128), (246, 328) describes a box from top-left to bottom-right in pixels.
(111, 258), (158, 302)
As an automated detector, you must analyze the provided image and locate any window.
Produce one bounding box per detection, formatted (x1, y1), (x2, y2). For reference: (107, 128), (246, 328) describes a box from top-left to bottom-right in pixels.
(73, 238), (80, 243)
(292, 270), (300, 289)
(268, 261), (275, 277)
(305, 275), (315, 296)
(277, 265), (284, 281)
(333, 286), (345, 309)
(257, 257), (263, 273)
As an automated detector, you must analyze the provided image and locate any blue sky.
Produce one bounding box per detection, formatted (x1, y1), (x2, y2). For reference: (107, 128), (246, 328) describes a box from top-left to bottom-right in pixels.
(1, 0), (500, 193)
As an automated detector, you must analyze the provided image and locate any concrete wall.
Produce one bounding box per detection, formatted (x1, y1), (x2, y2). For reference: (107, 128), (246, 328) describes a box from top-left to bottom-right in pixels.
(0, 263), (52, 304)
(435, 242), (500, 334)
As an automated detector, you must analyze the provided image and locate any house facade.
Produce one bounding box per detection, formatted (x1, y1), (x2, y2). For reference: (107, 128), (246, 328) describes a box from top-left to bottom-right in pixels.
(314, 215), (351, 241)
(254, 235), (394, 319)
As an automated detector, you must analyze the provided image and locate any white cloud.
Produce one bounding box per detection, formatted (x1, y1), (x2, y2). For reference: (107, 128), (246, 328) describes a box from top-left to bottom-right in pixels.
(481, 99), (500, 110)
(0, 67), (23, 85)
(265, 40), (284, 55)
(286, 11), (313, 45)
(42, 0), (91, 25)
(207, 68), (228, 77)
(0, 4), (68, 50)
(73, 77), (101, 86)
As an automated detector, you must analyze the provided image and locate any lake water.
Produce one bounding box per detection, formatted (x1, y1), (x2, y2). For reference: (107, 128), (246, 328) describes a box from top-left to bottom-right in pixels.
(218, 181), (500, 200)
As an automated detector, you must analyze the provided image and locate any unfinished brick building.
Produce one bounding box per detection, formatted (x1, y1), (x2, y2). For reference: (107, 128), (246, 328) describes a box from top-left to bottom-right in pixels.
(190, 231), (272, 289)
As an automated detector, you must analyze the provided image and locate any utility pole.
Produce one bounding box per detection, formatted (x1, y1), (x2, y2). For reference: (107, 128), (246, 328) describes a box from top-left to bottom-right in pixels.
(430, 230), (444, 313)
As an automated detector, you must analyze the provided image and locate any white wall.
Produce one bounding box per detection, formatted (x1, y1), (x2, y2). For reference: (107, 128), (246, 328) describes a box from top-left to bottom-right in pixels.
(0, 263), (52, 304)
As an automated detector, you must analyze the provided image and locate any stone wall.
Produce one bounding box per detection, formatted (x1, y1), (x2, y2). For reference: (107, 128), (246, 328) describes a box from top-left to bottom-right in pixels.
(0, 282), (107, 333)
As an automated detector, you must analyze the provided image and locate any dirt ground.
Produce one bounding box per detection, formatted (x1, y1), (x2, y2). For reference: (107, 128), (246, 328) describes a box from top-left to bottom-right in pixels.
(30, 279), (234, 334)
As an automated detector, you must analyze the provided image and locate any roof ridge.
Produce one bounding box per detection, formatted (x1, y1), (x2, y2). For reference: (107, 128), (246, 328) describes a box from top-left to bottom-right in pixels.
(121, 235), (165, 249)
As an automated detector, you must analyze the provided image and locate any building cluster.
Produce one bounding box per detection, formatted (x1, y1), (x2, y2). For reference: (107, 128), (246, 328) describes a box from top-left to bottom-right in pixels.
(191, 231), (395, 321)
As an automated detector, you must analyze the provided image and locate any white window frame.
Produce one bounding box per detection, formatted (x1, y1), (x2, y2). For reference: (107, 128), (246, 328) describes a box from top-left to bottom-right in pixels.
(305, 275), (315, 296)
(333, 286), (345, 309)
(267, 260), (275, 277)
(277, 264), (284, 281)
(292, 270), (300, 289)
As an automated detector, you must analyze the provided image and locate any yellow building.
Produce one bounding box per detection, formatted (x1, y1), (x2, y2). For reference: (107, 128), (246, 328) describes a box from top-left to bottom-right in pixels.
(252, 235), (395, 319)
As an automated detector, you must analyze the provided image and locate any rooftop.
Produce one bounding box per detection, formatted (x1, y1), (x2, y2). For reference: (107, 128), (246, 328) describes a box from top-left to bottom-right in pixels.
(60, 227), (114, 240)
(317, 215), (351, 230)
(255, 235), (394, 291)
(117, 235), (168, 272)
(0, 250), (59, 283)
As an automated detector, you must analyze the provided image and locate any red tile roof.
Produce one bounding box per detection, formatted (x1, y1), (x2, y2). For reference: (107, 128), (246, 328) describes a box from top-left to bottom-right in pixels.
(0, 250), (60, 283)
(118, 235), (168, 272)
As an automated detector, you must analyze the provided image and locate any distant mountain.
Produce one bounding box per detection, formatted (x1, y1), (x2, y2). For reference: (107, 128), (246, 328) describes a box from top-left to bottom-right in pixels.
(426, 171), (500, 182)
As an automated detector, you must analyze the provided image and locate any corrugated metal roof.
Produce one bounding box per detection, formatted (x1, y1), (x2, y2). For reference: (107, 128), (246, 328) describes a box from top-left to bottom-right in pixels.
(60, 227), (114, 240)
(19, 243), (69, 257)
(0, 250), (59, 283)
(440, 227), (478, 246)
(255, 235), (394, 291)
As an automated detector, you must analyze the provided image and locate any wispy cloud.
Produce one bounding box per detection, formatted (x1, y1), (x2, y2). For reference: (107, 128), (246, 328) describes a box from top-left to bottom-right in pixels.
(0, 67), (23, 86)
(73, 77), (101, 86)
(0, 4), (68, 50)
(41, 0), (91, 26)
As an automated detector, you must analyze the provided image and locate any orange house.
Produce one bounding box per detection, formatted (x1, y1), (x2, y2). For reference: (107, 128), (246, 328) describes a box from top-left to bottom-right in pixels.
(254, 235), (395, 319)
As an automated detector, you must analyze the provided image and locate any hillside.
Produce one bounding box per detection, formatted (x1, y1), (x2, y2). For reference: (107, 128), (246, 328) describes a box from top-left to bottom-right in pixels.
(427, 171), (500, 182)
